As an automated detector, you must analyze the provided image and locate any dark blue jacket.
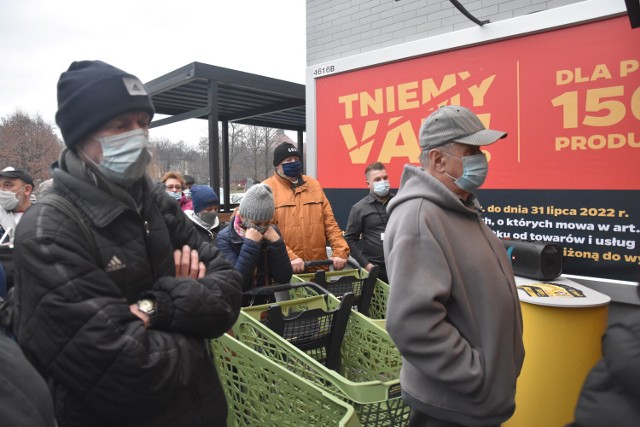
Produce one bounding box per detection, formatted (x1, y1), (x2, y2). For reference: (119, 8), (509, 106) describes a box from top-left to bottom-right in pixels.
(216, 220), (292, 292)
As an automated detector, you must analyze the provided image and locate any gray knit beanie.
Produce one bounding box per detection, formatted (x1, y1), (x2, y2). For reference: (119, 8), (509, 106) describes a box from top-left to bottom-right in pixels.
(238, 184), (274, 222)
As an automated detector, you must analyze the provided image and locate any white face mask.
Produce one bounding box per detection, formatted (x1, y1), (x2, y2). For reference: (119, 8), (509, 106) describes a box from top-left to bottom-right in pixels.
(92, 128), (151, 186)
(0, 187), (25, 211)
(372, 180), (390, 197)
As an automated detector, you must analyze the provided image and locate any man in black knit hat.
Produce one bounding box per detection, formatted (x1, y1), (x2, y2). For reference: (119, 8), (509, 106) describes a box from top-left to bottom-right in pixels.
(13, 60), (242, 427)
(263, 143), (349, 273)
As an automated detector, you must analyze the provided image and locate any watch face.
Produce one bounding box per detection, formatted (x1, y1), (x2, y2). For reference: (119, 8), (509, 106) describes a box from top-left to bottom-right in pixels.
(138, 299), (155, 314)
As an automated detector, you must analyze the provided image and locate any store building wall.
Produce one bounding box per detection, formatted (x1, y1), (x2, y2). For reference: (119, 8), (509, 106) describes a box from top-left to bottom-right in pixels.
(304, 0), (639, 310)
(307, 0), (583, 65)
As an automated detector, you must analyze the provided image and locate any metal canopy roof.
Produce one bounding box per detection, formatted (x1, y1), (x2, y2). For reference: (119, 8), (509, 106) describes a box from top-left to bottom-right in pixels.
(143, 62), (306, 210)
(145, 61), (306, 131)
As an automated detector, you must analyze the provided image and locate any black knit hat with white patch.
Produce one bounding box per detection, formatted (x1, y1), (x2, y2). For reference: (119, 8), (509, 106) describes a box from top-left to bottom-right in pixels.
(55, 60), (155, 148)
(272, 143), (301, 167)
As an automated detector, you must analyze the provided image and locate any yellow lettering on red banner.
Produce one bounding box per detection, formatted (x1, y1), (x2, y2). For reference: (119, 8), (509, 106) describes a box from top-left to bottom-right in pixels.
(555, 132), (639, 151)
(338, 72), (485, 122)
(339, 121), (379, 163)
(378, 118), (420, 163)
(334, 72), (497, 164)
(620, 59), (639, 77)
(469, 76), (496, 107)
(317, 17), (640, 190)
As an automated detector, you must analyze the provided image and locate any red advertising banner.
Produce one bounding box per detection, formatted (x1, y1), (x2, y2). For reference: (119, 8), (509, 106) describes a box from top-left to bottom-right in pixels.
(316, 16), (640, 191)
(315, 16), (640, 281)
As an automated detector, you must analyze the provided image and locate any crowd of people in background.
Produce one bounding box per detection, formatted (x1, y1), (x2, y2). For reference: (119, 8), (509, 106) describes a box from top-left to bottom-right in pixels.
(0, 59), (637, 427)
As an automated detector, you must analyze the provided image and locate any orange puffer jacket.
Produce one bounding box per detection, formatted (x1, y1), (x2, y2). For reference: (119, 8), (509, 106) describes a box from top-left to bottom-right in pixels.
(263, 173), (349, 263)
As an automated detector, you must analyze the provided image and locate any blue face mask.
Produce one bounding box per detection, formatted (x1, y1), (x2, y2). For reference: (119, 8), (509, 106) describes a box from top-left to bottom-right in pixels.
(282, 160), (303, 178)
(168, 191), (182, 200)
(444, 152), (488, 193)
(92, 128), (151, 186)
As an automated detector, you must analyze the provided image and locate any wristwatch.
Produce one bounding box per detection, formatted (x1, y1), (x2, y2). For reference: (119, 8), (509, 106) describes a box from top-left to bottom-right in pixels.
(137, 298), (156, 316)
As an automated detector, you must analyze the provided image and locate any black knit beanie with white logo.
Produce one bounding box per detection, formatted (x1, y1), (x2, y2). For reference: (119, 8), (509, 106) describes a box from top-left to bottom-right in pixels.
(272, 143), (301, 167)
(55, 60), (155, 148)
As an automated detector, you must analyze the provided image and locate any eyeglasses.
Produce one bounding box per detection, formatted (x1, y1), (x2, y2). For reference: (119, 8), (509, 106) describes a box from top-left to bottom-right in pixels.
(165, 184), (182, 191)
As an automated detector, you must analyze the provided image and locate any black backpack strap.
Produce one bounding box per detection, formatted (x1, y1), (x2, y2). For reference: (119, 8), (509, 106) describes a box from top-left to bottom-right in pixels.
(38, 194), (97, 254)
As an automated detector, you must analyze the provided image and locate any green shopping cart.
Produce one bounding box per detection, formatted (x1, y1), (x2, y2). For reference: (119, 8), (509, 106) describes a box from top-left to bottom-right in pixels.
(211, 333), (361, 426)
(292, 260), (391, 328)
(233, 282), (409, 426)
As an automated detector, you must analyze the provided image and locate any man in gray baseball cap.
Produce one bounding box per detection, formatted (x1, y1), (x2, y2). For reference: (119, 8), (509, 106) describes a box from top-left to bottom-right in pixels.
(384, 106), (524, 426)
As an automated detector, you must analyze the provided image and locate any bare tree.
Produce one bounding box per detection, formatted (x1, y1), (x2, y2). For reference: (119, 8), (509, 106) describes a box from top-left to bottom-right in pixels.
(261, 127), (279, 180)
(245, 126), (262, 182)
(150, 123), (289, 188)
(190, 136), (210, 184)
(0, 110), (63, 183)
(228, 123), (246, 173)
(149, 137), (175, 178)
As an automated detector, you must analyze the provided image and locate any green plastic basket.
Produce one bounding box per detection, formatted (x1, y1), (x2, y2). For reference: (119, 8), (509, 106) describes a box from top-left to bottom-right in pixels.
(367, 278), (389, 321)
(292, 269), (391, 321)
(211, 333), (361, 427)
(236, 288), (409, 426)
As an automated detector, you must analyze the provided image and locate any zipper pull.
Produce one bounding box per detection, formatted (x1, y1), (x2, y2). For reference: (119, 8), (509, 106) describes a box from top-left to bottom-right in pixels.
(143, 220), (150, 236)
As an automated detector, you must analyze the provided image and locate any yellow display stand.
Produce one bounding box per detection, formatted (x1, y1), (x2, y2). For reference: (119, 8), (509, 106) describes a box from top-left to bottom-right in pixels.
(504, 277), (610, 427)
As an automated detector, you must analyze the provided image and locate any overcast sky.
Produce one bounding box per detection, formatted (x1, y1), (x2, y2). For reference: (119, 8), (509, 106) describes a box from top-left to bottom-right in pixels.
(0, 0), (306, 146)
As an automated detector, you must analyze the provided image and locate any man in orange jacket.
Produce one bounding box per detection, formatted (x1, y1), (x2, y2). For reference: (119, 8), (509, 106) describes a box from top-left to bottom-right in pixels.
(263, 143), (349, 273)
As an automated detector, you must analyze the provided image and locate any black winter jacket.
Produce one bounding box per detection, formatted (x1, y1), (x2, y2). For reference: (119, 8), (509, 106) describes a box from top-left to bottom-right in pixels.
(0, 333), (56, 426)
(569, 312), (640, 426)
(13, 151), (242, 427)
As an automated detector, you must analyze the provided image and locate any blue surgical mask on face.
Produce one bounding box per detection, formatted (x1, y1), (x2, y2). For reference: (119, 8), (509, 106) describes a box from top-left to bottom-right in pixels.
(92, 128), (151, 186)
(282, 160), (303, 178)
(443, 152), (488, 193)
(183, 188), (191, 199)
(372, 180), (390, 197)
(168, 191), (182, 200)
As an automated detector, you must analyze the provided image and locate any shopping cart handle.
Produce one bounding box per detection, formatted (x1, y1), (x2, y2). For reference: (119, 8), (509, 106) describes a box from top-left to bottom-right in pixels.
(304, 259), (360, 269)
(304, 259), (334, 268)
(243, 281), (331, 297)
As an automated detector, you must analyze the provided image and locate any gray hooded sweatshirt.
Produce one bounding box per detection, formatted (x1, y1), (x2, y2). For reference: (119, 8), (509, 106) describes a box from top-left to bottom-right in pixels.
(384, 164), (524, 426)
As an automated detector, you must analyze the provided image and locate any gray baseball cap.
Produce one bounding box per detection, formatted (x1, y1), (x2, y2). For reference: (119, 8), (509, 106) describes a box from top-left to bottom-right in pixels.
(419, 106), (507, 150)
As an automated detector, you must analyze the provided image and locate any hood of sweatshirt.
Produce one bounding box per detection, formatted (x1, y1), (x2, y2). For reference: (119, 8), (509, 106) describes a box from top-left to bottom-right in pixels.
(387, 164), (483, 219)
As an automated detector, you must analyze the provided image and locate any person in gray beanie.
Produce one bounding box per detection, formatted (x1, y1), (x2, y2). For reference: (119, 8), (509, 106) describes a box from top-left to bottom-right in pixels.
(216, 184), (292, 299)
(12, 60), (242, 427)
